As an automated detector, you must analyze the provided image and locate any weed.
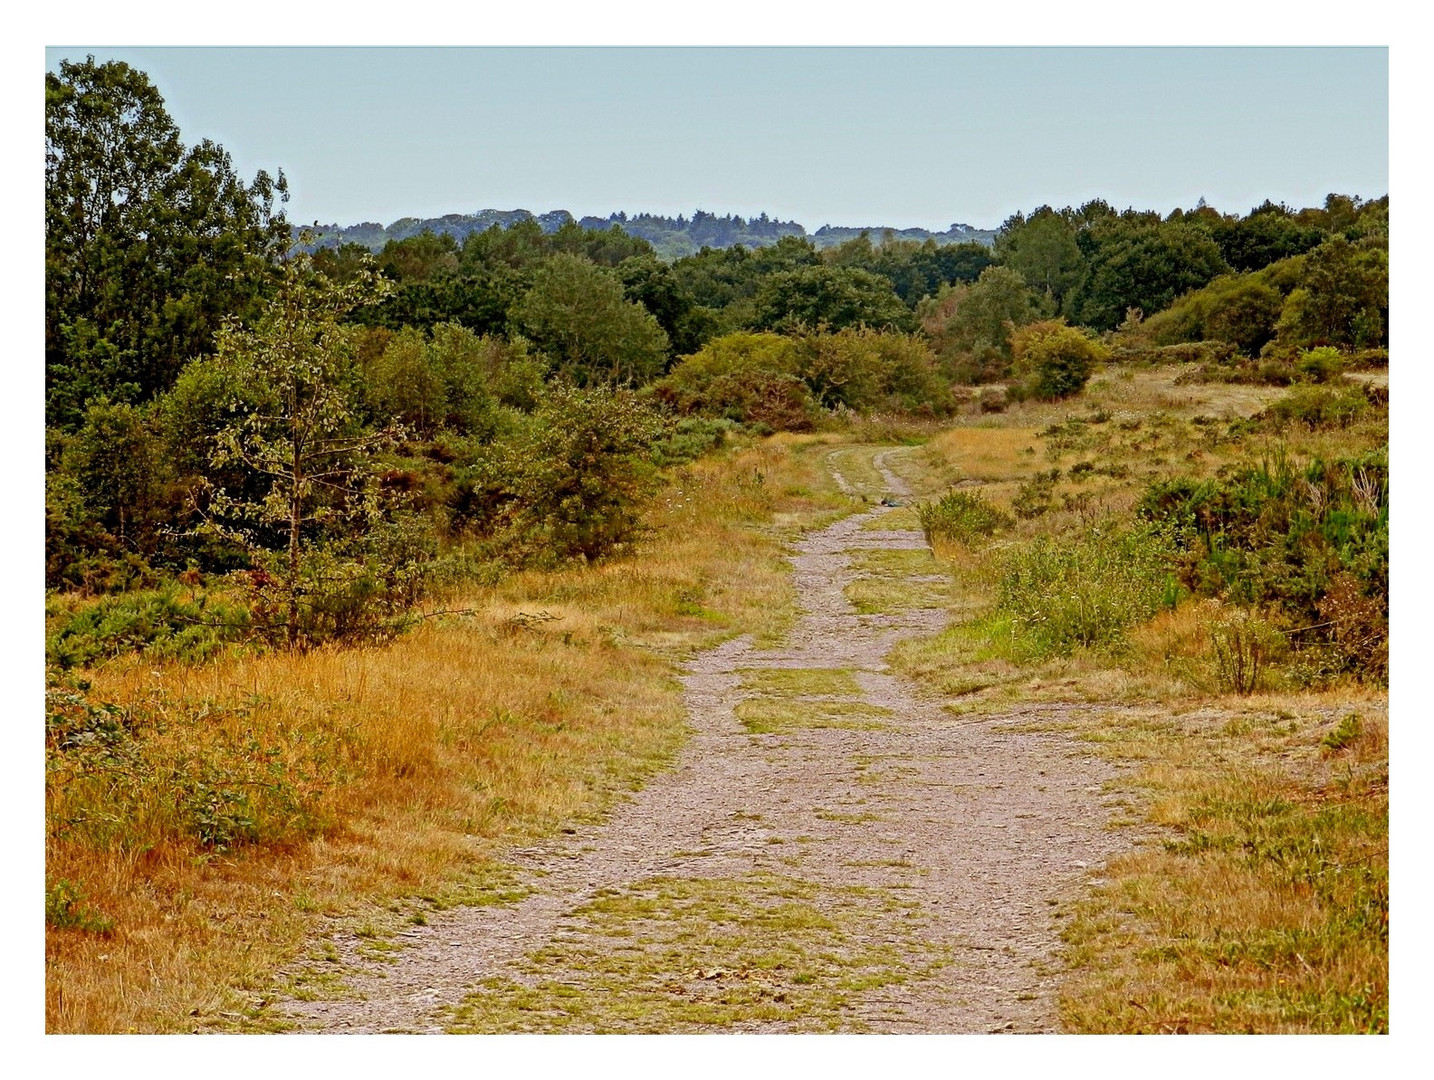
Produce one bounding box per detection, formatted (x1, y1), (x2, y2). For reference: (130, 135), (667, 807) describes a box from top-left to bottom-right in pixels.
(994, 523), (1177, 658)
(915, 489), (1012, 546)
(1209, 610), (1284, 695)
(1321, 713), (1363, 753)
(46, 880), (114, 935)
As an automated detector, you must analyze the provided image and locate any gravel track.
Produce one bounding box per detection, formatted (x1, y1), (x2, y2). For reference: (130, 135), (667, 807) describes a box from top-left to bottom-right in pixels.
(280, 447), (1130, 1033)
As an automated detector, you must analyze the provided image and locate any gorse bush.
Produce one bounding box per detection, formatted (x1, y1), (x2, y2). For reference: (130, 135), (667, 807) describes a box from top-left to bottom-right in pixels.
(995, 522), (1178, 658)
(1138, 448), (1387, 681)
(1260, 382), (1370, 431)
(46, 587), (252, 670)
(917, 489), (1012, 546)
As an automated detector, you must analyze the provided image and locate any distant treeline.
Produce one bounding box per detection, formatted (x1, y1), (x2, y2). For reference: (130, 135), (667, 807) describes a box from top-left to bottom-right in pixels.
(46, 55), (1388, 659)
(299, 209), (999, 261)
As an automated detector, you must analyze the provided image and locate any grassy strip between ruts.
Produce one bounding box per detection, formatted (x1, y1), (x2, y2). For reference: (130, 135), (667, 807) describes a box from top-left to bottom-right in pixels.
(441, 871), (948, 1033)
(45, 434), (868, 1033)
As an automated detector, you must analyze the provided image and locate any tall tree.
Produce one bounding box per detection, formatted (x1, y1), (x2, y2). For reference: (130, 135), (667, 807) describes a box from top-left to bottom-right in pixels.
(201, 253), (394, 648)
(994, 206), (1086, 310)
(46, 57), (289, 428)
(514, 254), (670, 385)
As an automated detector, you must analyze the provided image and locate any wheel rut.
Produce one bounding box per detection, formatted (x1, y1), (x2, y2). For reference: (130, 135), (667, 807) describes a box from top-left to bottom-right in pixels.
(280, 446), (1130, 1033)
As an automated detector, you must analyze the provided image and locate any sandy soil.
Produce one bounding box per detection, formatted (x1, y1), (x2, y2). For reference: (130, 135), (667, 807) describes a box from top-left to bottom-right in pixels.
(280, 448), (1132, 1033)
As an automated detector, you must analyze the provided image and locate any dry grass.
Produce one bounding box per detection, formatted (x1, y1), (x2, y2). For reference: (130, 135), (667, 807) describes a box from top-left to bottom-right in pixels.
(883, 363), (1387, 1032)
(45, 435), (857, 1033)
(1057, 701), (1387, 1033)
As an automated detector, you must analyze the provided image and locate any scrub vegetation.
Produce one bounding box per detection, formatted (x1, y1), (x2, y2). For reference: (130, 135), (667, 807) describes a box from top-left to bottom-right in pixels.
(46, 56), (1387, 1033)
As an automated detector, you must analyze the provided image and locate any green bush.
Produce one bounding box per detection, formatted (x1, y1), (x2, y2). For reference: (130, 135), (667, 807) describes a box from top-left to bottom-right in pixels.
(1009, 320), (1109, 400)
(46, 586), (252, 669)
(917, 489), (1012, 545)
(1260, 383), (1369, 431)
(650, 416), (741, 467)
(1295, 346), (1347, 384)
(995, 523), (1177, 658)
(653, 332), (815, 429)
(1137, 449), (1387, 681)
(498, 383), (664, 562)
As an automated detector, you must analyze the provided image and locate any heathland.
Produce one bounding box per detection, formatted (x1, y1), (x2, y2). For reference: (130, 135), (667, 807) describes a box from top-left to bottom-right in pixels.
(46, 56), (1387, 1033)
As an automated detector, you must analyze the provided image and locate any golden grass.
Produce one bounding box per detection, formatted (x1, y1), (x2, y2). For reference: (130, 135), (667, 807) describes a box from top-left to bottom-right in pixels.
(1058, 705), (1387, 1033)
(45, 435), (858, 1033)
(878, 364), (1387, 1032)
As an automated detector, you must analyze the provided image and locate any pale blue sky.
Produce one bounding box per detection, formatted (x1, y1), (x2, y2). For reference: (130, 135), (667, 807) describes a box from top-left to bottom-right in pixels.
(44, 46), (1388, 232)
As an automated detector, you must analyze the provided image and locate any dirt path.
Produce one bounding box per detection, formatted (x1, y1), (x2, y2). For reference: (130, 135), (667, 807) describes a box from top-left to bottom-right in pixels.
(280, 447), (1131, 1033)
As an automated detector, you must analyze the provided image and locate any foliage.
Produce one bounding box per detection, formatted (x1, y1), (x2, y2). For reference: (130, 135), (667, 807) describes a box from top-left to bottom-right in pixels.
(1273, 236), (1388, 350)
(994, 206), (1086, 308)
(1208, 609), (1285, 694)
(1009, 320), (1109, 400)
(1136, 271), (1287, 356)
(497, 384), (665, 562)
(46, 879), (114, 935)
(1068, 220), (1230, 331)
(748, 264), (914, 334)
(652, 332), (815, 430)
(918, 266), (1048, 382)
(197, 252), (417, 648)
(1137, 449), (1387, 680)
(1259, 382), (1369, 432)
(916, 489), (1012, 546)
(46, 56), (288, 429)
(46, 677), (327, 855)
(360, 323), (530, 438)
(994, 522), (1178, 658)
(47, 586), (252, 669)
(514, 253), (670, 385)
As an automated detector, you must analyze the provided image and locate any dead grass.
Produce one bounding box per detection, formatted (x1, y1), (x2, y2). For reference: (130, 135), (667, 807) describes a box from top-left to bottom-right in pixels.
(1057, 702), (1387, 1033)
(45, 435), (858, 1033)
(880, 364), (1387, 1033)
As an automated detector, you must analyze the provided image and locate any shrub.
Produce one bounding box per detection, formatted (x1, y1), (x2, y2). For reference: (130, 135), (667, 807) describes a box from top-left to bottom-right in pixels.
(1260, 383), (1369, 431)
(995, 523), (1177, 658)
(46, 586), (252, 669)
(1137, 450), (1387, 682)
(650, 416), (741, 467)
(917, 489), (1012, 546)
(45, 880), (113, 934)
(1009, 320), (1109, 400)
(1012, 469), (1061, 519)
(498, 383), (664, 562)
(653, 332), (815, 430)
(1295, 346), (1347, 384)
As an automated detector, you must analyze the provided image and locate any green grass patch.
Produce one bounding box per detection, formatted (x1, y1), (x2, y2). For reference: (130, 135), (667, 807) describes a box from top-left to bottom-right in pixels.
(737, 667), (863, 698)
(734, 699), (892, 734)
(860, 506), (921, 531)
(842, 549), (952, 615)
(442, 872), (946, 1032)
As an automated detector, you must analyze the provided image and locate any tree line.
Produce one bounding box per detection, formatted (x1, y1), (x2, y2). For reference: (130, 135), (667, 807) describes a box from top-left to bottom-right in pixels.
(45, 56), (1388, 657)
